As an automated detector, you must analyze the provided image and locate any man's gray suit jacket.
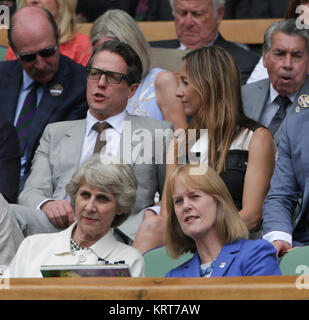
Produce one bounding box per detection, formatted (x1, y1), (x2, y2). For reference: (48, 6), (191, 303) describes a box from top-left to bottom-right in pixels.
(241, 76), (309, 145)
(17, 112), (173, 241)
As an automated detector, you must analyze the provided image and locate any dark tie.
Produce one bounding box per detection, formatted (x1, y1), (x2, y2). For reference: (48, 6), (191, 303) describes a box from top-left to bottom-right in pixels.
(16, 82), (38, 154)
(92, 122), (111, 154)
(268, 95), (291, 136)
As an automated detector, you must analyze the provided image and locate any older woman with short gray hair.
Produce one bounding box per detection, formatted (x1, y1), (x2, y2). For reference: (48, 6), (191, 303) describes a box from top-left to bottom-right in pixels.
(8, 155), (145, 277)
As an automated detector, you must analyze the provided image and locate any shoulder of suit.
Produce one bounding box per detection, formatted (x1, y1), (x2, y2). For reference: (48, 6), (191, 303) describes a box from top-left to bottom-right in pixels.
(242, 78), (269, 91)
(45, 119), (85, 132)
(126, 113), (173, 129)
(0, 59), (21, 72)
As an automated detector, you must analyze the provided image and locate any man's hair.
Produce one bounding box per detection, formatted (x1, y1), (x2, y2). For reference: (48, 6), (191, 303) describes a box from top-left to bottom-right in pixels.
(263, 18), (309, 57)
(173, 0), (225, 17)
(86, 40), (143, 84)
(8, 7), (59, 53)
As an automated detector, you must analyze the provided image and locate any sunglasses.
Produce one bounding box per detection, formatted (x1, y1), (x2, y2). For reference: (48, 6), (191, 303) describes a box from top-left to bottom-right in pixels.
(87, 67), (133, 85)
(16, 46), (58, 62)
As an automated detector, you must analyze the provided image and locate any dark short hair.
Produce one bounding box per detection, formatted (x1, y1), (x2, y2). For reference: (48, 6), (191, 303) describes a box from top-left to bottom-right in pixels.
(86, 40), (143, 84)
(8, 7), (59, 53)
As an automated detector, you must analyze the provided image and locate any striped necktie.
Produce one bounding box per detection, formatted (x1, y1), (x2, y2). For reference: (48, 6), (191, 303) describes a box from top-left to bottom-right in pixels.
(16, 82), (38, 154)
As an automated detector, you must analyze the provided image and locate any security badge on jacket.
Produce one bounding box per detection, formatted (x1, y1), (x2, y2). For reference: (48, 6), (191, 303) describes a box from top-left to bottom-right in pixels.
(49, 83), (63, 96)
(296, 94), (309, 112)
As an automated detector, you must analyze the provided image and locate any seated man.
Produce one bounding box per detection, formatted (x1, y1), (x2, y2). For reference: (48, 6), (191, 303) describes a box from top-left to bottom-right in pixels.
(242, 19), (309, 145)
(0, 120), (20, 203)
(149, 0), (259, 84)
(0, 6), (88, 188)
(14, 40), (173, 247)
(263, 108), (309, 257)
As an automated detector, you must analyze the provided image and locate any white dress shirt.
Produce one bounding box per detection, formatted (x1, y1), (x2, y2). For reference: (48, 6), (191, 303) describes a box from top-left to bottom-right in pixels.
(79, 109), (126, 166)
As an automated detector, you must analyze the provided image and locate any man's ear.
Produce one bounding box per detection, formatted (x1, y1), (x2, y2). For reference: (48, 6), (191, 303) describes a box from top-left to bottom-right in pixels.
(262, 51), (267, 68)
(216, 5), (225, 26)
(128, 83), (139, 98)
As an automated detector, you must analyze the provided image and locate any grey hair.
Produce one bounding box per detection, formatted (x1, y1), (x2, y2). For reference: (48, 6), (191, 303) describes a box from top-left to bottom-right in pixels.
(172, 0), (225, 18)
(263, 18), (309, 57)
(65, 154), (138, 228)
(90, 9), (152, 78)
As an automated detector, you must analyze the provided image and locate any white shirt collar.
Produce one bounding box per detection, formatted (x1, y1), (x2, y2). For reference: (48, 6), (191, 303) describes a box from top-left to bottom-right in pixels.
(85, 109), (127, 137)
(52, 222), (119, 259)
(179, 32), (219, 50)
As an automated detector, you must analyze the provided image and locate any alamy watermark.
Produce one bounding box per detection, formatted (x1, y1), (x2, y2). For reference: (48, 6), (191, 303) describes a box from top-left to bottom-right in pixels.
(0, 265), (10, 289)
(0, 5), (9, 29)
(296, 5), (309, 29)
(295, 265), (309, 289)
(97, 123), (209, 175)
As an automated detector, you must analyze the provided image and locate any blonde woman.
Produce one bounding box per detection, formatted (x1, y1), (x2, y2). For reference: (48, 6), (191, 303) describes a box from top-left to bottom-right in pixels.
(6, 0), (92, 66)
(90, 9), (187, 130)
(164, 164), (281, 277)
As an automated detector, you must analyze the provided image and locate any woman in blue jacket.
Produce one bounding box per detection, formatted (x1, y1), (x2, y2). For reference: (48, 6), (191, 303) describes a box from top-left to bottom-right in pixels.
(165, 164), (281, 277)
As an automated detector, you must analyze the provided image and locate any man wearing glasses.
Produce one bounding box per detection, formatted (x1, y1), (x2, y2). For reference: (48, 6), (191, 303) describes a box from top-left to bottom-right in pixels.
(14, 40), (173, 250)
(0, 6), (88, 189)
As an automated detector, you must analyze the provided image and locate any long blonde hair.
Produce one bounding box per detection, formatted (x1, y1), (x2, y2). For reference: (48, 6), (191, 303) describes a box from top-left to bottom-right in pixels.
(182, 46), (255, 173)
(18, 0), (77, 44)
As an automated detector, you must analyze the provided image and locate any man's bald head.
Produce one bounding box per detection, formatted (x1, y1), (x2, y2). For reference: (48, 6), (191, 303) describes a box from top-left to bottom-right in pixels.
(9, 6), (59, 52)
(8, 6), (60, 83)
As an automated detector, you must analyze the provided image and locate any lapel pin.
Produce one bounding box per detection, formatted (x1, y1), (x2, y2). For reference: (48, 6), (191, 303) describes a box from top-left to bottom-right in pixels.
(219, 262), (226, 268)
(49, 83), (63, 96)
(297, 94), (309, 110)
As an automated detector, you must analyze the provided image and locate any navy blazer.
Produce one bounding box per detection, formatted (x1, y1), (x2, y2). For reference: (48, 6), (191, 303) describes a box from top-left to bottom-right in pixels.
(0, 54), (88, 178)
(0, 120), (20, 203)
(150, 33), (259, 84)
(165, 239), (281, 277)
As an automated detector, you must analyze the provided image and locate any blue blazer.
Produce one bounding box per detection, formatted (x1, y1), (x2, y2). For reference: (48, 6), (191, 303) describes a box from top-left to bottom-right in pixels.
(165, 239), (281, 277)
(263, 109), (309, 244)
(0, 55), (88, 179)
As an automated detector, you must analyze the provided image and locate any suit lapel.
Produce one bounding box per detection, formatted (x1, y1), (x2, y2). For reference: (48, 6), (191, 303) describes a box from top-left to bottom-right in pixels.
(274, 76), (309, 144)
(252, 80), (270, 122)
(3, 62), (23, 122)
(27, 56), (71, 157)
(180, 252), (201, 277)
(119, 113), (145, 166)
(211, 241), (242, 277)
(59, 120), (86, 189)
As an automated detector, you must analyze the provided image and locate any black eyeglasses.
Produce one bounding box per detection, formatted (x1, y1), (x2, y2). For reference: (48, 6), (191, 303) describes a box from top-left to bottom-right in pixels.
(16, 46), (58, 62)
(87, 67), (132, 85)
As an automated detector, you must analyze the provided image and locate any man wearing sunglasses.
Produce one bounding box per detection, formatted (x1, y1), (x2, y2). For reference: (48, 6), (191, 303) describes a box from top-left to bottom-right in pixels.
(0, 6), (88, 189)
(13, 40), (173, 251)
